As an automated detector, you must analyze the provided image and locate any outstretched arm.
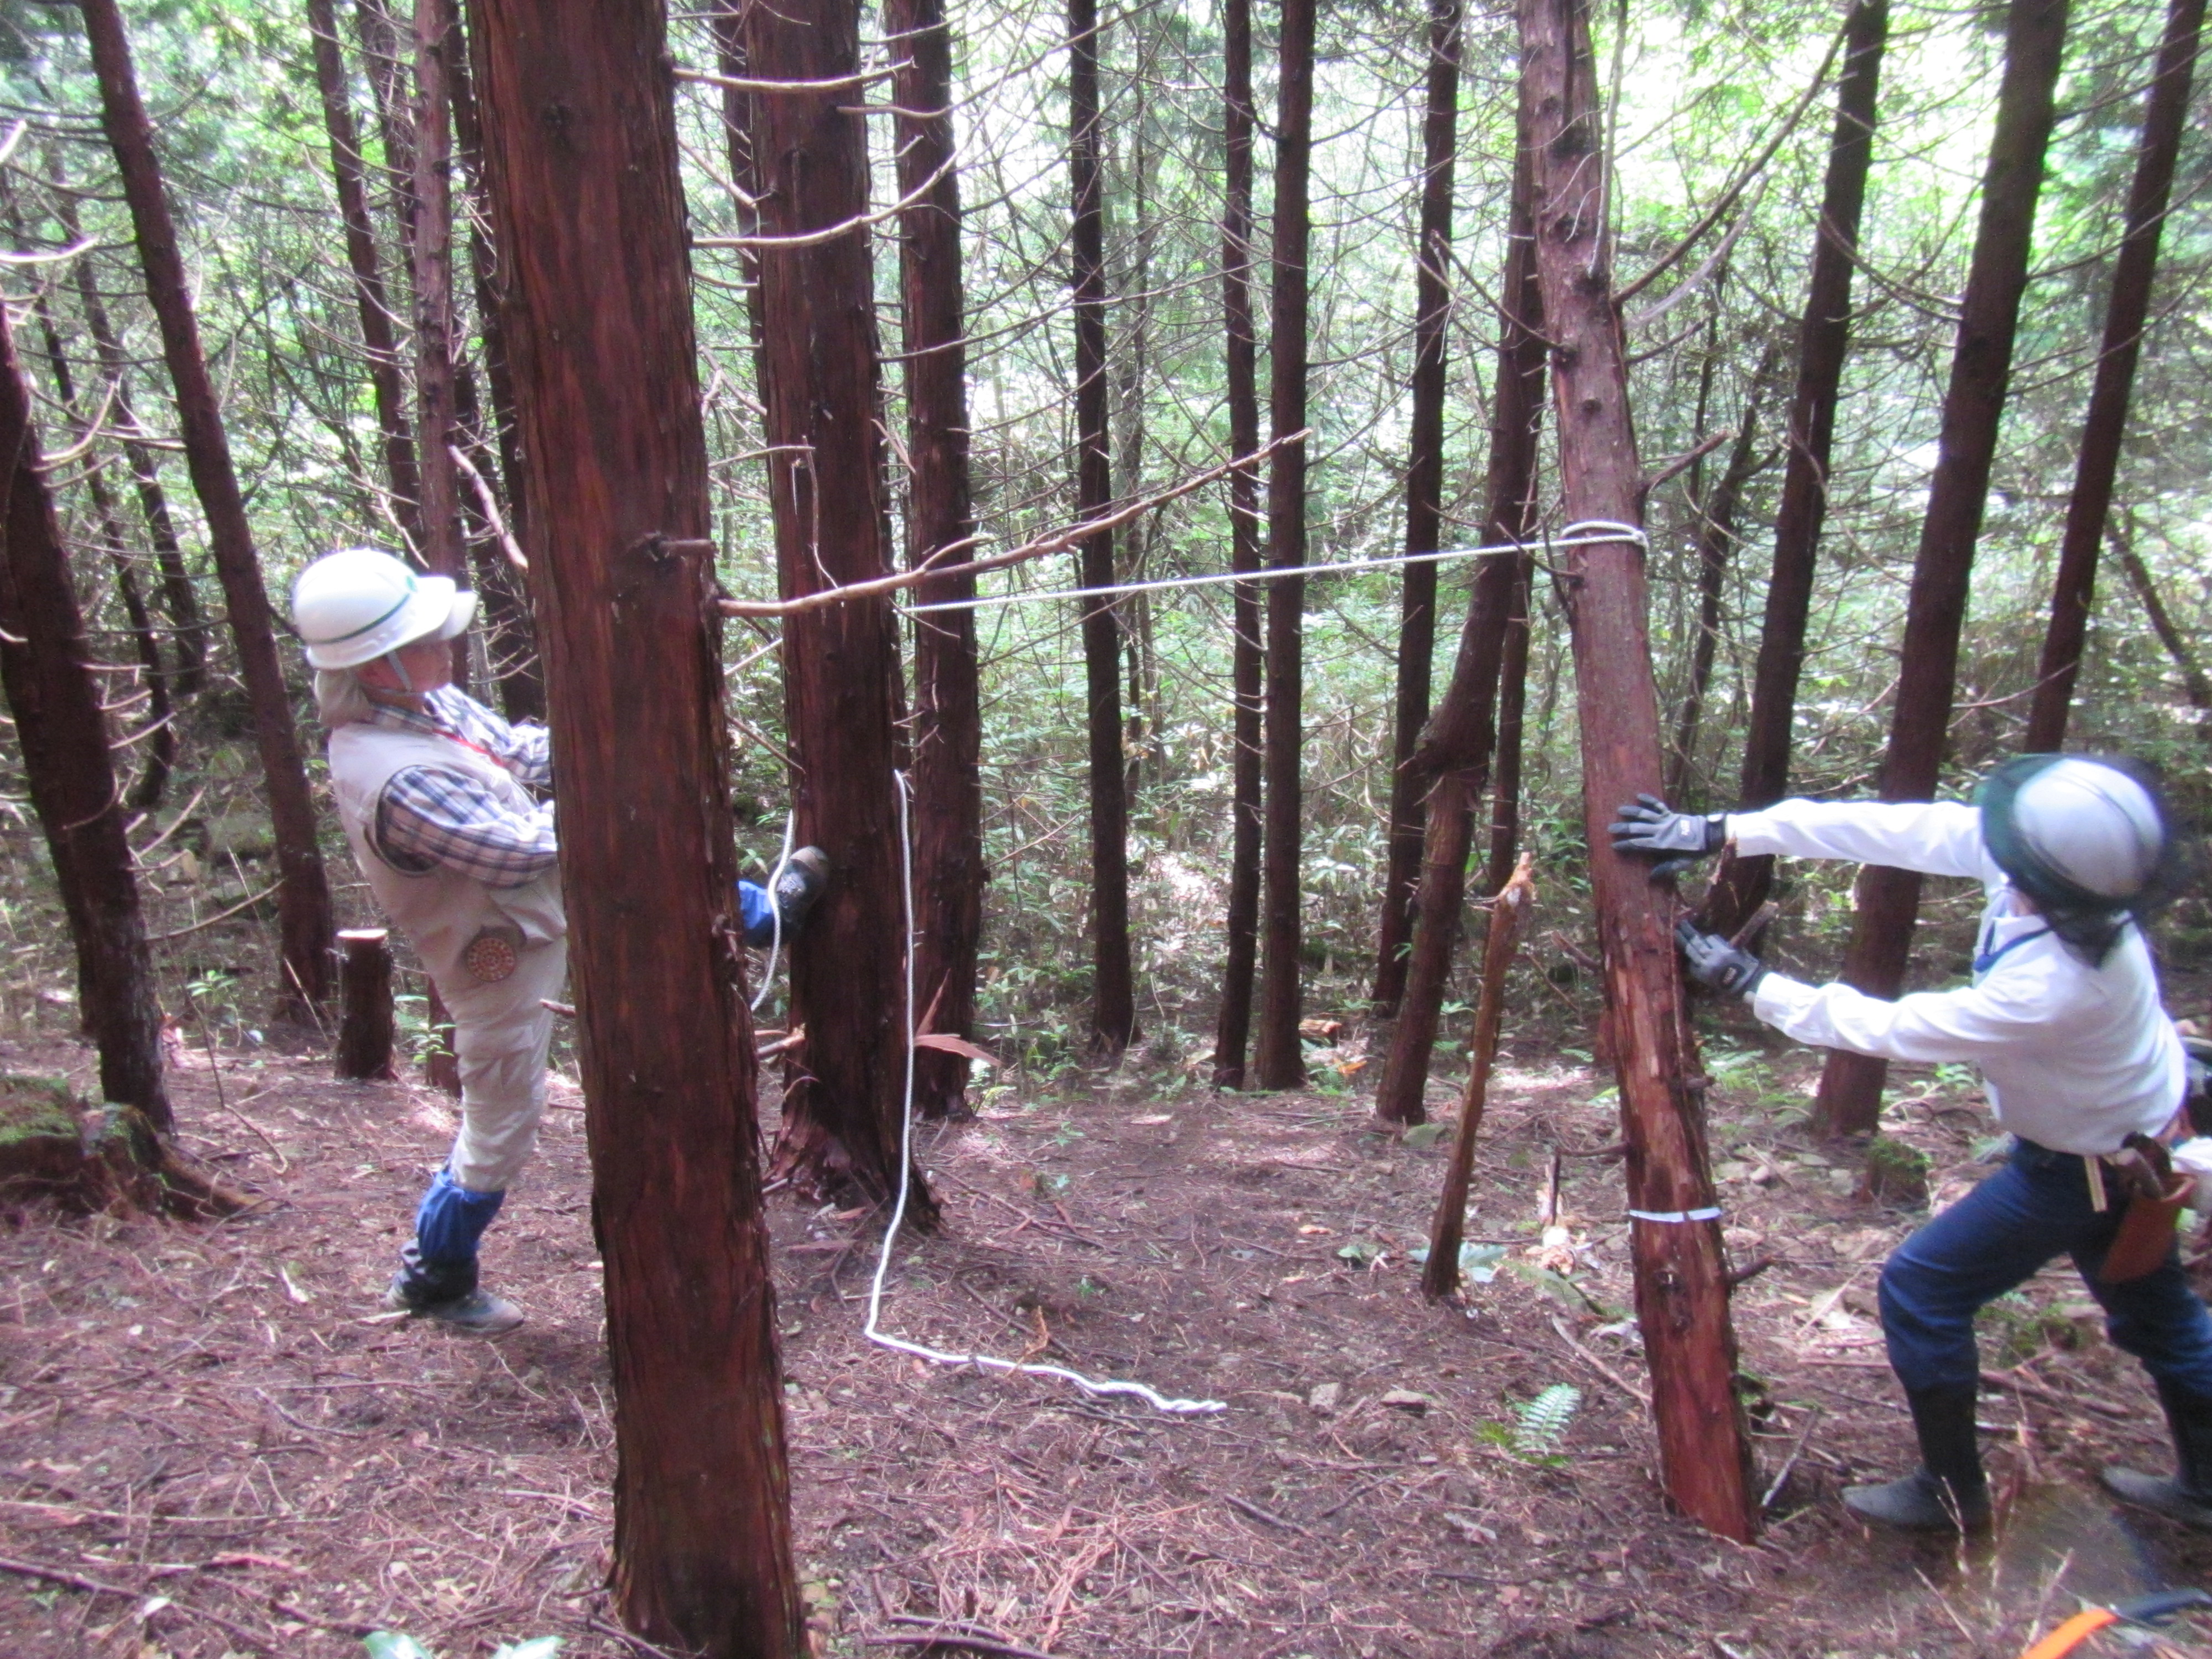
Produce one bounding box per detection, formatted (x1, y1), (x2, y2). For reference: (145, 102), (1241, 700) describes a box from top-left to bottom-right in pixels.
(1749, 956), (2079, 1065)
(1725, 799), (1989, 881)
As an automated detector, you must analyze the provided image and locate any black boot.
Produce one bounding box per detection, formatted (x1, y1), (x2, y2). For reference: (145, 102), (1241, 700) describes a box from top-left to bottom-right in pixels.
(1843, 1383), (1991, 1531)
(383, 1242), (523, 1335)
(2103, 1377), (2212, 1530)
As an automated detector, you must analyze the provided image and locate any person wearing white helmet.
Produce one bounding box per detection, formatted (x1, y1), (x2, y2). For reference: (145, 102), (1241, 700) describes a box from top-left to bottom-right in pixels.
(1614, 757), (2207, 1535)
(292, 547), (825, 1334)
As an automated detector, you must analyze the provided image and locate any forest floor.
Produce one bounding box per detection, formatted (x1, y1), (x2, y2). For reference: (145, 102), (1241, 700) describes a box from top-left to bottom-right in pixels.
(5, 1000), (2212, 1659)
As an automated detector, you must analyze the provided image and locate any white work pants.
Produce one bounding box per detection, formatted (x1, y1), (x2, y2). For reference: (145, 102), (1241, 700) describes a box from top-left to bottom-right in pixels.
(436, 937), (567, 1193)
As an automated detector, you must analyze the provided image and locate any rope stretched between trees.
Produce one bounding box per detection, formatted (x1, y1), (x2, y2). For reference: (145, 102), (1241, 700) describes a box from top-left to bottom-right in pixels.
(901, 520), (1650, 616)
(859, 770), (1226, 1416)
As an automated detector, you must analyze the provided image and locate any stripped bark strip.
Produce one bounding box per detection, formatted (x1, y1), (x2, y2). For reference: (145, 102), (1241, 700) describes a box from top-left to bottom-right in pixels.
(1519, 0), (1756, 1541)
(1423, 855), (1533, 1301)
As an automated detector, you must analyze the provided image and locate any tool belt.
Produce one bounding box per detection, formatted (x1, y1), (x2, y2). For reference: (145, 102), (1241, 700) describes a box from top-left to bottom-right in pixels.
(2095, 1132), (2197, 1284)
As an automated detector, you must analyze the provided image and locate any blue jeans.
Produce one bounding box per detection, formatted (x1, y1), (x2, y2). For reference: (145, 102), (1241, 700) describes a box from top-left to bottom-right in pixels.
(1879, 1137), (2212, 1394)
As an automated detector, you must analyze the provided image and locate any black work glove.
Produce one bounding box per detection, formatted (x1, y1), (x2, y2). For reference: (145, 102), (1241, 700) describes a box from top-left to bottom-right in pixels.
(1674, 919), (1768, 999)
(1610, 794), (1726, 860)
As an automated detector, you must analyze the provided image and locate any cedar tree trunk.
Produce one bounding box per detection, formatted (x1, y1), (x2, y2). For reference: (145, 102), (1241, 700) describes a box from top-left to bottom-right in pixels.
(743, 0), (937, 1216)
(2023, 0), (2200, 750)
(1371, 0), (1463, 1017)
(1705, 0), (1887, 936)
(414, 0), (468, 684)
(0, 303), (169, 1126)
(1211, 0), (1265, 1088)
(1370, 156), (1543, 1127)
(83, 0), (335, 1014)
(1519, 0), (1756, 1541)
(1814, 0), (2068, 1138)
(890, 0), (985, 1116)
(1070, 0), (1136, 1056)
(466, 1), (804, 1650)
(1251, 0), (1317, 1089)
(307, 0), (426, 551)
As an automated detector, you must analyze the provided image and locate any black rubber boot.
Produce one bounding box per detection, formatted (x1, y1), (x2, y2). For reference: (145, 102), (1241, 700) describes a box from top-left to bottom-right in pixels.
(2103, 1377), (2212, 1530)
(773, 847), (830, 934)
(1843, 1383), (1991, 1531)
(383, 1243), (523, 1336)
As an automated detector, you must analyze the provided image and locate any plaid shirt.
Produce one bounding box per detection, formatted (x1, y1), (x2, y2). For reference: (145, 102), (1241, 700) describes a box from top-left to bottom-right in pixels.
(365, 687), (557, 889)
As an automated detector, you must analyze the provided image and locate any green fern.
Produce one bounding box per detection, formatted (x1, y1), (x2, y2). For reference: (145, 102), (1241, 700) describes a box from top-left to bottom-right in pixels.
(1511, 1383), (1582, 1458)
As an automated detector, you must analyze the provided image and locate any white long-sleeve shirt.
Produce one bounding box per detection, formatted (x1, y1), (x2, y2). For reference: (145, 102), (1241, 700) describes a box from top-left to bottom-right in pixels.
(1724, 798), (2183, 1156)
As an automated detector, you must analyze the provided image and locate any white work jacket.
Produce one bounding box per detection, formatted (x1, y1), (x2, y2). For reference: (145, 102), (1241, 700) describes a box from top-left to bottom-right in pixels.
(1725, 799), (2184, 1157)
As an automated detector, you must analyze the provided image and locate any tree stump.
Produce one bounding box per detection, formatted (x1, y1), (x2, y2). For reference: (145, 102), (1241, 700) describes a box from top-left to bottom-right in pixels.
(0, 1074), (241, 1218)
(335, 928), (396, 1081)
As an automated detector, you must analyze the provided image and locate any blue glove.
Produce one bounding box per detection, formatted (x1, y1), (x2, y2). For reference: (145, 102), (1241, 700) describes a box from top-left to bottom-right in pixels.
(1674, 919), (1768, 999)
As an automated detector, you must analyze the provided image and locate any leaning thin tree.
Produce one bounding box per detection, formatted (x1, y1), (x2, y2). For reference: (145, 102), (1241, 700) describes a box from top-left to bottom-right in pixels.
(0, 300), (169, 1126)
(466, 0), (804, 1650)
(82, 0), (335, 1013)
(1519, 0), (1757, 1541)
(2022, 0), (2201, 750)
(1813, 0), (2069, 1138)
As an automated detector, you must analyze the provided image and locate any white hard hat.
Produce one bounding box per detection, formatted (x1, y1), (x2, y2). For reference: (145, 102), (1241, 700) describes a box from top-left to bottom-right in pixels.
(2010, 757), (2164, 900)
(290, 547), (476, 670)
(1980, 754), (2168, 905)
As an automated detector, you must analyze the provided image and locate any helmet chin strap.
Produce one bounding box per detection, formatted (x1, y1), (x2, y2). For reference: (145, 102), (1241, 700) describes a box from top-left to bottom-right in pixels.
(384, 648), (416, 693)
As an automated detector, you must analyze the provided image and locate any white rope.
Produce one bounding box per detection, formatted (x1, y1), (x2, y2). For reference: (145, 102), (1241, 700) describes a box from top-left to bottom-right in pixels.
(749, 810), (798, 1014)
(901, 522), (1648, 617)
(862, 770), (1226, 1416)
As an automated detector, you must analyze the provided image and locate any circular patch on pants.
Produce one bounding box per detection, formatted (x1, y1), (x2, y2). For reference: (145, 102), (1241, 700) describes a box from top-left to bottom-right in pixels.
(461, 924), (523, 984)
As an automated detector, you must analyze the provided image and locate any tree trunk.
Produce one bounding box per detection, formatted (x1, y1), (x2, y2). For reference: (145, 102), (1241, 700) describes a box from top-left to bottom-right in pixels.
(414, 0), (468, 688)
(445, 25), (545, 723)
(1251, 0), (1317, 1091)
(889, 0), (984, 1118)
(49, 178), (207, 699)
(1370, 158), (1543, 1127)
(1069, 0), (1136, 1057)
(1704, 0), (1887, 938)
(1211, 0), (1264, 1089)
(1519, 0), (1756, 1542)
(1371, 0), (1463, 1018)
(0, 303), (169, 1127)
(1665, 354), (1776, 805)
(82, 0), (335, 1015)
(2023, 0), (2201, 751)
(743, 0), (936, 1217)
(1813, 0), (2068, 1139)
(708, 4), (769, 359)
(335, 930), (397, 1081)
(1480, 552), (1534, 894)
(2111, 520), (2212, 721)
(466, 2), (804, 1649)
(24, 290), (176, 816)
(354, 0), (421, 280)
(1422, 855), (1533, 1300)
(306, 0), (426, 552)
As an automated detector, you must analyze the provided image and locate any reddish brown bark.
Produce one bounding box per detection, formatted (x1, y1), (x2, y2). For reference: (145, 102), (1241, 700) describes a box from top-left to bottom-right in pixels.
(1814, 0), (2068, 1138)
(1211, 0), (1264, 1089)
(466, 0), (804, 1648)
(1371, 0), (1463, 1018)
(1705, 0), (1887, 937)
(889, 0), (984, 1117)
(1070, 0), (1136, 1057)
(708, 3), (767, 358)
(1520, 0), (1755, 1541)
(1372, 163), (1544, 1126)
(354, 0), (421, 269)
(335, 930), (397, 1082)
(0, 302), (169, 1126)
(743, 0), (936, 1217)
(1251, 0), (1317, 1091)
(83, 0), (335, 1014)
(1422, 855), (1533, 1300)
(2024, 0), (2200, 750)
(414, 0), (468, 687)
(306, 0), (425, 551)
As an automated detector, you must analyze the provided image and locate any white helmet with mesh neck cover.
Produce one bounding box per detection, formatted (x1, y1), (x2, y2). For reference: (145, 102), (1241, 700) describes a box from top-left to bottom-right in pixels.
(1978, 754), (2187, 963)
(291, 547), (475, 671)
